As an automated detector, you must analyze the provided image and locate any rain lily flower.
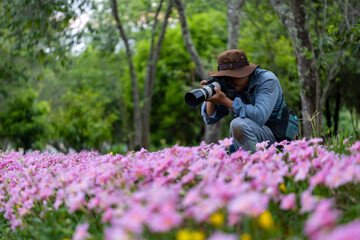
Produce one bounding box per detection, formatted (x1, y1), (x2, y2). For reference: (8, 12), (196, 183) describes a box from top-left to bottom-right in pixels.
(305, 199), (340, 239)
(321, 220), (360, 240)
(72, 222), (90, 240)
(1, 138), (360, 239)
(208, 231), (238, 240)
(218, 137), (233, 147)
(280, 193), (297, 210)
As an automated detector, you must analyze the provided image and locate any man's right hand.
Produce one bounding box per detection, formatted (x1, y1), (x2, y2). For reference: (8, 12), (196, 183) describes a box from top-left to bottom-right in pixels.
(200, 80), (234, 114)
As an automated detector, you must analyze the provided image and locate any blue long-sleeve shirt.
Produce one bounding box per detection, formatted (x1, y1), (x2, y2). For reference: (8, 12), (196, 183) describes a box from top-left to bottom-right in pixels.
(201, 67), (283, 126)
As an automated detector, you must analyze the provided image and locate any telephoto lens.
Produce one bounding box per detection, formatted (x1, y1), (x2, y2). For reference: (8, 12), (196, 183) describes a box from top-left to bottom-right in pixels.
(184, 80), (222, 108)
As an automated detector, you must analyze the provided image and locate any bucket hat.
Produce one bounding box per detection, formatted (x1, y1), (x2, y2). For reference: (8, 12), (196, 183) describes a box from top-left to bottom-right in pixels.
(208, 49), (259, 78)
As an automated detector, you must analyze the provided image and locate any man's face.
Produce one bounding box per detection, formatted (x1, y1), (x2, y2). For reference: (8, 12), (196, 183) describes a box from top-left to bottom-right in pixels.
(227, 76), (250, 91)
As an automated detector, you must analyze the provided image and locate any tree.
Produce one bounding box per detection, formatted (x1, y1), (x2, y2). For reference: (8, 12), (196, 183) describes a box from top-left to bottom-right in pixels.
(269, 0), (360, 138)
(142, 1), (173, 149)
(0, 0), (88, 150)
(174, 0), (245, 144)
(0, 0), (87, 68)
(110, 0), (173, 149)
(54, 90), (116, 152)
(269, 0), (321, 138)
(313, 0), (360, 133)
(0, 88), (50, 151)
(148, 9), (228, 148)
(173, 0), (218, 143)
(110, 0), (143, 150)
(227, 0), (245, 50)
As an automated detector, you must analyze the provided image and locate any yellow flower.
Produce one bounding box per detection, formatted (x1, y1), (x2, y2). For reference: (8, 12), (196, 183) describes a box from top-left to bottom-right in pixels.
(240, 233), (252, 240)
(258, 210), (275, 230)
(279, 183), (286, 193)
(210, 212), (225, 227)
(110, 152), (113, 155)
(176, 229), (192, 240)
(192, 231), (206, 240)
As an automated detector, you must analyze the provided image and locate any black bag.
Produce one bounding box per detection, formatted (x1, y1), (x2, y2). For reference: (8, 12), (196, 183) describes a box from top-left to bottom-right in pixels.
(265, 97), (300, 142)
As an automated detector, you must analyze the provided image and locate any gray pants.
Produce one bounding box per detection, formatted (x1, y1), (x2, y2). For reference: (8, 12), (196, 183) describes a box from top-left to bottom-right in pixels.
(230, 117), (276, 152)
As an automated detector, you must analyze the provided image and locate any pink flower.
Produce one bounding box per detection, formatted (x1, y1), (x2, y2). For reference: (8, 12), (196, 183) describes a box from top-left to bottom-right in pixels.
(117, 206), (148, 233)
(182, 187), (201, 207)
(72, 222), (90, 240)
(300, 190), (318, 213)
(208, 231), (238, 240)
(325, 167), (348, 188)
(104, 226), (130, 240)
(256, 140), (270, 150)
(10, 218), (22, 230)
(187, 198), (220, 221)
(228, 192), (269, 217)
(146, 211), (182, 232)
(218, 137), (233, 147)
(320, 220), (360, 240)
(305, 199), (340, 240)
(102, 208), (114, 223)
(280, 193), (296, 210)
(348, 141), (360, 153)
(66, 192), (85, 213)
(227, 213), (241, 226)
(310, 171), (327, 188)
(343, 137), (352, 145)
(292, 161), (311, 181)
(309, 138), (323, 145)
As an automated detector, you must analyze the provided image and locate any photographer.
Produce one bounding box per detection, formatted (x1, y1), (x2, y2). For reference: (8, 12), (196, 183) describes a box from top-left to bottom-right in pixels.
(200, 49), (298, 153)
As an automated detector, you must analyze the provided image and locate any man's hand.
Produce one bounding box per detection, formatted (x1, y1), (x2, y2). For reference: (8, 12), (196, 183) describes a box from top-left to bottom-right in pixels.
(200, 80), (227, 104)
(206, 87), (227, 105)
(200, 80), (234, 114)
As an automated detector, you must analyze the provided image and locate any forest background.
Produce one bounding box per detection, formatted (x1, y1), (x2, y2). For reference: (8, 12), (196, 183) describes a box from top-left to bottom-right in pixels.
(0, 0), (359, 154)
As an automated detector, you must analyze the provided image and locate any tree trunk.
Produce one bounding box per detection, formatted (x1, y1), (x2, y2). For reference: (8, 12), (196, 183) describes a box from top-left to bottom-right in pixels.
(202, 0), (246, 144)
(269, 0), (321, 138)
(174, 0), (221, 144)
(142, 0), (173, 149)
(110, 0), (143, 150)
(227, 0), (245, 50)
(173, 0), (207, 79)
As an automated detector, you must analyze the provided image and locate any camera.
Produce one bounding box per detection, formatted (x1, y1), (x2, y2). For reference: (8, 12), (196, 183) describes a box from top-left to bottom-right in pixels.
(185, 77), (236, 108)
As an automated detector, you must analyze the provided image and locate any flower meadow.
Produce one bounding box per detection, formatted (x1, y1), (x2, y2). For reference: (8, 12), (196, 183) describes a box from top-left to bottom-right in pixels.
(1, 138), (360, 240)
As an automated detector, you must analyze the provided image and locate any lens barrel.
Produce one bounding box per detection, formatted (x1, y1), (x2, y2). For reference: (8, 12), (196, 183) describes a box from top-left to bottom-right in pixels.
(184, 82), (221, 108)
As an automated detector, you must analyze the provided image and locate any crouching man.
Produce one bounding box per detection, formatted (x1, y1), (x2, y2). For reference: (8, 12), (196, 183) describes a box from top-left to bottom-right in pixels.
(201, 49), (299, 153)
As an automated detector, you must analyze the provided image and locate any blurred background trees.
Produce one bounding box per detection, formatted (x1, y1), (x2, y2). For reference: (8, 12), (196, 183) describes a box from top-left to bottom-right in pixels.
(0, 0), (359, 153)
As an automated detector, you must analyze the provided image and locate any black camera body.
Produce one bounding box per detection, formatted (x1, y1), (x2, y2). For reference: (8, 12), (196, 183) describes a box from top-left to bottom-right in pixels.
(185, 77), (236, 108)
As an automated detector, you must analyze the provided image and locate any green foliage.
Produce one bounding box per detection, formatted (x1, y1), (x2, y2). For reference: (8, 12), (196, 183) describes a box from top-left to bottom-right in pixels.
(239, 1), (300, 111)
(54, 90), (116, 152)
(36, 46), (130, 152)
(0, 88), (50, 151)
(0, 206), (103, 240)
(0, 0), (358, 151)
(143, 10), (227, 147)
(0, 0), (86, 62)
